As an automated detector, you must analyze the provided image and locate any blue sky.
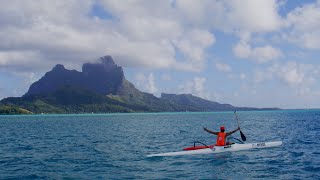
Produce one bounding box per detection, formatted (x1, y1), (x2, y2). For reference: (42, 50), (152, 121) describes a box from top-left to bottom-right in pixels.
(1, 0), (320, 109)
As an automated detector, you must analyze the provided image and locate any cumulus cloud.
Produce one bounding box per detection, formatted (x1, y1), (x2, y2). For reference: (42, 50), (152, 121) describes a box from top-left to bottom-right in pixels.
(0, 0), (218, 73)
(254, 61), (319, 96)
(0, 51), (42, 67)
(178, 77), (212, 99)
(224, 0), (283, 33)
(273, 62), (316, 87)
(175, 0), (283, 33)
(98, 2), (209, 71)
(3, 0), (320, 108)
(0, 0), (288, 74)
(233, 42), (282, 63)
(285, 1), (320, 49)
(0, 1), (105, 71)
(254, 69), (273, 83)
(215, 62), (232, 72)
(161, 74), (171, 81)
(240, 73), (246, 80)
(134, 73), (158, 95)
(173, 29), (215, 71)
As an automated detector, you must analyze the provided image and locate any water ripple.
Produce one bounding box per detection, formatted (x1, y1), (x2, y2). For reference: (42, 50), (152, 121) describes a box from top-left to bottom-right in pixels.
(0, 110), (319, 179)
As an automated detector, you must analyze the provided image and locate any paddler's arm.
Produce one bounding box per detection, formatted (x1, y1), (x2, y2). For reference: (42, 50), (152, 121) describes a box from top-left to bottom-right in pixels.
(203, 127), (219, 135)
(226, 127), (240, 136)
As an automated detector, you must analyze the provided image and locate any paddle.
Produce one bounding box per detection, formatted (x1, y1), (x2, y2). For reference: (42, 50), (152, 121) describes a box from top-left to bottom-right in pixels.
(234, 111), (246, 141)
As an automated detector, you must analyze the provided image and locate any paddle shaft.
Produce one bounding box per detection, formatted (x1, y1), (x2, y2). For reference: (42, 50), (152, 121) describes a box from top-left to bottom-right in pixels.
(234, 111), (241, 128)
(234, 111), (246, 141)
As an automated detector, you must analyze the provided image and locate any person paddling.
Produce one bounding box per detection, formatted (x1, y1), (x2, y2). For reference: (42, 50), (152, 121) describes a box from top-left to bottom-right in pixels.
(203, 126), (240, 146)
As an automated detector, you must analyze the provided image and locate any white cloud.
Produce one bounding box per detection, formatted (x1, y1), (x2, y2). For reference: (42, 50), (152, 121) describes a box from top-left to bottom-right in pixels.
(161, 74), (171, 81)
(172, 29), (215, 71)
(94, 1), (216, 72)
(0, 0), (106, 71)
(240, 73), (246, 80)
(252, 45), (283, 63)
(233, 42), (282, 63)
(254, 69), (273, 83)
(175, 0), (283, 33)
(225, 0), (283, 33)
(0, 51), (41, 67)
(0, 0), (287, 74)
(233, 41), (251, 59)
(254, 61), (319, 96)
(233, 92), (239, 97)
(178, 77), (211, 99)
(134, 73), (158, 95)
(285, 1), (320, 49)
(278, 64), (304, 86)
(194, 77), (206, 96)
(273, 62), (316, 87)
(3, 0), (320, 109)
(215, 62), (232, 72)
(0, 0), (217, 73)
(147, 73), (157, 94)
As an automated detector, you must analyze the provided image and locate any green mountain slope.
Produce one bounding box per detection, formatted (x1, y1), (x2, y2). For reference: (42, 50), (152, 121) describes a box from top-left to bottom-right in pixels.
(0, 106), (32, 115)
(160, 93), (236, 111)
(0, 56), (279, 114)
(1, 87), (138, 113)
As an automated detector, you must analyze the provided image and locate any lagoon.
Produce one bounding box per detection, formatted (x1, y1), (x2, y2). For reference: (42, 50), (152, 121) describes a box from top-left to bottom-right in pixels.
(0, 110), (319, 179)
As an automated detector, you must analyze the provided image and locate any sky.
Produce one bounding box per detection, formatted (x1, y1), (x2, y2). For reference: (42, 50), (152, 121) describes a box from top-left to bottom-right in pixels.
(0, 0), (320, 109)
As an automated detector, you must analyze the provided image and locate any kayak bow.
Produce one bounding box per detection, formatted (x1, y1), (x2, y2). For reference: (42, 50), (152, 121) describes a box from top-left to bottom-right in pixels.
(147, 141), (282, 157)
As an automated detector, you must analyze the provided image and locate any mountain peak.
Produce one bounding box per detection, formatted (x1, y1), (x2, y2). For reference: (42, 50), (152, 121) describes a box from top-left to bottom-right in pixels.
(25, 55), (127, 96)
(4, 55), (280, 113)
(100, 55), (115, 65)
(82, 55), (121, 73)
(52, 64), (65, 71)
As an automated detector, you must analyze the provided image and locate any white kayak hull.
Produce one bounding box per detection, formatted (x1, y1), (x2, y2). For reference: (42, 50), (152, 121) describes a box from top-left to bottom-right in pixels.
(147, 141), (282, 157)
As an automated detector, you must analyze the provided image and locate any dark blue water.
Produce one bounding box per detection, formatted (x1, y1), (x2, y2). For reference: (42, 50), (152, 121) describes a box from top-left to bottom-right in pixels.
(0, 110), (319, 179)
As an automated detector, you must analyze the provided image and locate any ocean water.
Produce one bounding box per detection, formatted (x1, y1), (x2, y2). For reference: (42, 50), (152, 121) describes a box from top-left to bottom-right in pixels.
(0, 110), (319, 179)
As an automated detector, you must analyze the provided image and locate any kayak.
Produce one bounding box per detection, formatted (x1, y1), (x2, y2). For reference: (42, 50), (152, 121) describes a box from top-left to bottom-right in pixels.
(183, 144), (214, 151)
(147, 141), (282, 157)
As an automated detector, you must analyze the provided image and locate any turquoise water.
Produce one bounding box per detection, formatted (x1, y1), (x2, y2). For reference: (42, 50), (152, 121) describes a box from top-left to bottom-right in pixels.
(0, 110), (319, 179)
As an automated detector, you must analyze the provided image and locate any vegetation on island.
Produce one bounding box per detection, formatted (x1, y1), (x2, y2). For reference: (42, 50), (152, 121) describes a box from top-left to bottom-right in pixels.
(0, 56), (279, 115)
(0, 105), (32, 115)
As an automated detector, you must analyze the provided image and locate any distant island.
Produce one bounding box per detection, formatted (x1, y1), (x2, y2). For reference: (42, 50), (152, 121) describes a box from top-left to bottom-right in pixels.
(0, 106), (32, 115)
(0, 56), (279, 114)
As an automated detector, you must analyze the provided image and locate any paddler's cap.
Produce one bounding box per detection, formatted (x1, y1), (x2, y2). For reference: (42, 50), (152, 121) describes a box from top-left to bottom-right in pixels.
(220, 126), (225, 131)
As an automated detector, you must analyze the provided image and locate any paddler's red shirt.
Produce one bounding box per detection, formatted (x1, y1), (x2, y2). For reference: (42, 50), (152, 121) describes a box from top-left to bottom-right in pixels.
(216, 132), (226, 146)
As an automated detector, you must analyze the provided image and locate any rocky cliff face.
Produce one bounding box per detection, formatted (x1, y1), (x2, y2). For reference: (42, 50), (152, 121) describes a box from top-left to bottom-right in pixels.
(81, 56), (125, 95)
(3, 55), (279, 114)
(24, 56), (126, 96)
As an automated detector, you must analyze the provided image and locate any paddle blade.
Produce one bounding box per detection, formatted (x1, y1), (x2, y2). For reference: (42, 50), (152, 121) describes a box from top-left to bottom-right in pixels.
(240, 130), (246, 141)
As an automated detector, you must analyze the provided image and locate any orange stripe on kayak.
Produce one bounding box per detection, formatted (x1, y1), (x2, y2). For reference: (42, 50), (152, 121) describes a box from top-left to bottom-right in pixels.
(183, 145), (214, 151)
